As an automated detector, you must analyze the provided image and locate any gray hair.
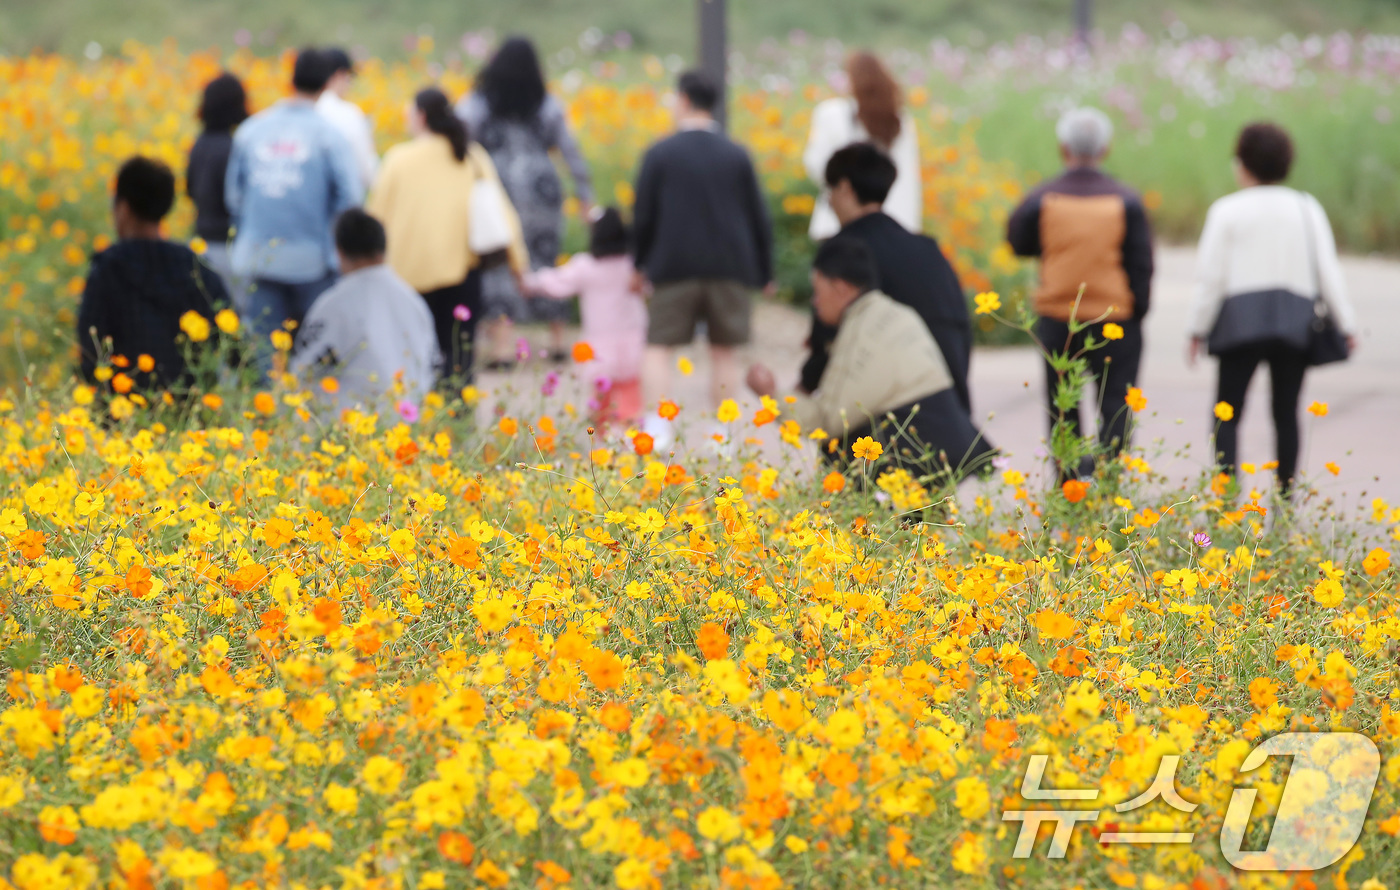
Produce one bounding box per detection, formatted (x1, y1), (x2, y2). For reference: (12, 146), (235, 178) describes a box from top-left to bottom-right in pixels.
(1056, 107), (1114, 160)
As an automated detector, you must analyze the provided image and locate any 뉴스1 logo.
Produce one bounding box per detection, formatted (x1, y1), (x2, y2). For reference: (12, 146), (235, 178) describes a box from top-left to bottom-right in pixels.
(1002, 732), (1380, 871)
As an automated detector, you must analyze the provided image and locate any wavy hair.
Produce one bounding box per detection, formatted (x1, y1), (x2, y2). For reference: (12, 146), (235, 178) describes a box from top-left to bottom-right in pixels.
(847, 51), (902, 148)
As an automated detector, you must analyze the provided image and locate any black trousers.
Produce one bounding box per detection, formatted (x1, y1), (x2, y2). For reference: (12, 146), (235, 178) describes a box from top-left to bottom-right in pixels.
(421, 270), (483, 384)
(1037, 316), (1142, 466)
(801, 313), (974, 414)
(1213, 341), (1308, 489)
(824, 388), (997, 482)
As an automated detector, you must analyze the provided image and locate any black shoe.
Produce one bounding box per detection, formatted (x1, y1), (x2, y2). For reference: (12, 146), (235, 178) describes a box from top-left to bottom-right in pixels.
(483, 359), (516, 372)
(548, 349), (568, 364)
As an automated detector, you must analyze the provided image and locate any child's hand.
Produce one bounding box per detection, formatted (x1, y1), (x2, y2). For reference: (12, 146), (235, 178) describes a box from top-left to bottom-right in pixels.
(630, 270), (651, 297)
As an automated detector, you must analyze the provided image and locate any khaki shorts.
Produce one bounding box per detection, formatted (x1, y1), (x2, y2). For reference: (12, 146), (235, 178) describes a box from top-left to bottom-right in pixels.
(648, 279), (753, 347)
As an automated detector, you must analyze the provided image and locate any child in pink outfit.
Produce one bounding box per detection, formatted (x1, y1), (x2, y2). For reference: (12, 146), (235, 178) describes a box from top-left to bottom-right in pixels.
(523, 207), (646, 426)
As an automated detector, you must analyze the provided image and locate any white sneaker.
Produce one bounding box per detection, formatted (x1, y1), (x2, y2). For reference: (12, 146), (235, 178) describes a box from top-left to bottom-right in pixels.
(641, 415), (675, 454)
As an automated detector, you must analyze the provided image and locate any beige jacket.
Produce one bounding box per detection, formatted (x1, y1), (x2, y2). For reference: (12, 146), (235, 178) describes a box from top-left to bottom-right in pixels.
(792, 290), (953, 434)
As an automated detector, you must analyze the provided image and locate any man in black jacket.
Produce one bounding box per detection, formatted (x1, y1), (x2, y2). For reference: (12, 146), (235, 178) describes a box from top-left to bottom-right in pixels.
(800, 143), (974, 414)
(632, 70), (773, 448)
(77, 156), (228, 395)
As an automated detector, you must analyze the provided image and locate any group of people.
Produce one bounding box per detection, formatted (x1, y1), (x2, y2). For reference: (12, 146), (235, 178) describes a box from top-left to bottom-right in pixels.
(74, 40), (1359, 493)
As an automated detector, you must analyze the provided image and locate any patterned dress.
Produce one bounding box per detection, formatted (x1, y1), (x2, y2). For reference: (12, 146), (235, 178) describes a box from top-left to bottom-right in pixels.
(457, 93), (594, 324)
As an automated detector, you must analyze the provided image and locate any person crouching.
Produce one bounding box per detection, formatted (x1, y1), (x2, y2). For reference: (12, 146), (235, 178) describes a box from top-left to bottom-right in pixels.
(290, 209), (440, 418)
(746, 237), (995, 483)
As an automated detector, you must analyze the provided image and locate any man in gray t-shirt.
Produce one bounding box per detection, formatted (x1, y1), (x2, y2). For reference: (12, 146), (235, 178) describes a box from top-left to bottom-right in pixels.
(291, 209), (439, 416)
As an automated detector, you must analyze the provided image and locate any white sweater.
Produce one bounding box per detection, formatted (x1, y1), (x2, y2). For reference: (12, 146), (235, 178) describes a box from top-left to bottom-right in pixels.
(317, 92), (380, 192)
(803, 97), (922, 240)
(1190, 186), (1358, 338)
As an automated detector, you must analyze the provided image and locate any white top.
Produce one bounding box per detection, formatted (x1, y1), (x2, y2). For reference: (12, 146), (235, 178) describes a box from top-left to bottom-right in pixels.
(803, 97), (923, 240)
(317, 91), (379, 191)
(290, 264), (439, 413)
(1190, 186), (1358, 338)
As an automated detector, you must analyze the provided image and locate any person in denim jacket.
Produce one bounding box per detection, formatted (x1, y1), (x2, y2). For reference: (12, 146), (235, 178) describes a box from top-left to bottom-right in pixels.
(225, 48), (363, 375)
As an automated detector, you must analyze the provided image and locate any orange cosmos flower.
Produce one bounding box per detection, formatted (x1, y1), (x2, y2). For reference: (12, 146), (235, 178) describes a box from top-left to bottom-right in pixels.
(632, 432), (654, 456)
(822, 471), (846, 493)
(696, 622), (730, 660)
(438, 831), (476, 864)
(658, 399), (680, 420)
(571, 341), (595, 362)
(1062, 479), (1090, 504)
(597, 702), (632, 733)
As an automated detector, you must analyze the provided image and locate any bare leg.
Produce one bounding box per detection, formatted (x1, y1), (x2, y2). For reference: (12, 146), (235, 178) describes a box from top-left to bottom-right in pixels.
(487, 317), (514, 364)
(709, 344), (741, 408)
(641, 344), (673, 411)
(549, 320), (566, 356)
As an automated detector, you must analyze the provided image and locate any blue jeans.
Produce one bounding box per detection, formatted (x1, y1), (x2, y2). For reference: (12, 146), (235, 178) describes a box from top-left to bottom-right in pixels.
(246, 275), (336, 378)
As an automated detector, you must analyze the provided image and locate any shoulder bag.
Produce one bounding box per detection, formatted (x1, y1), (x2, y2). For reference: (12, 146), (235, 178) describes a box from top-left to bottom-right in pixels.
(1298, 193), (1350, 367)
(1205, 192), (1315, 356)
(467, 151), (515, 258)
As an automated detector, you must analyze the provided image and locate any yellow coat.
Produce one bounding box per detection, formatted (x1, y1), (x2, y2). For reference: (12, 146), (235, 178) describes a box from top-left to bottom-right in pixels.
(367, 135), (528, 293)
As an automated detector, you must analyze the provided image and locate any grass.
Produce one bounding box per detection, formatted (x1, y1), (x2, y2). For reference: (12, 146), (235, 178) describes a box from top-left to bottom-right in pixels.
(6, 0), (1400, 58)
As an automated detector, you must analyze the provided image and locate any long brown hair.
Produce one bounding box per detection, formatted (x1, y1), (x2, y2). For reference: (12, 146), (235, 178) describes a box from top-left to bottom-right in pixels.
(847, 51), (902, 148)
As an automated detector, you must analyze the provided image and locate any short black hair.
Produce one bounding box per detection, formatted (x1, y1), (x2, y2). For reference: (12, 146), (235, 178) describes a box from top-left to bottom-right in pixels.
(677, 70), (719, 112)
(335, 208), (386, 260)
(115, 156), (176, 223)
(198, 72), (249, 132)
(292, 47), (333, 94)
(589, 207), (630, 258)
(825, 142), (897, 205)
(322, 47), (354, 75)
(813, 236), (878, 292)
(1235, 122), (1294, 184)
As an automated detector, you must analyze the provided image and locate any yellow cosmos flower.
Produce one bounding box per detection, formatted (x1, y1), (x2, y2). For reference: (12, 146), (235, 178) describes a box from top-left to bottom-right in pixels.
(179, 310), (211, 342)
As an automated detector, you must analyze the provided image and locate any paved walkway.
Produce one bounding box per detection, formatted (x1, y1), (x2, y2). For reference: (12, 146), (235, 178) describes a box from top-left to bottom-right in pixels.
(481, 245), (1400, 507)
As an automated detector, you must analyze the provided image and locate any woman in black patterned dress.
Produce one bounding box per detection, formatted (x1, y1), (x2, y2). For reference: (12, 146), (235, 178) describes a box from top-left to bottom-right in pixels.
(458, 37), (595, 368)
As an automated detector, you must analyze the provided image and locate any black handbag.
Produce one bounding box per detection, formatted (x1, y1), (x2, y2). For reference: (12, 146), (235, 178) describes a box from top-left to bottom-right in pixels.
(1298, 195), (1351, 367)
(1205, 192), (1351, 364)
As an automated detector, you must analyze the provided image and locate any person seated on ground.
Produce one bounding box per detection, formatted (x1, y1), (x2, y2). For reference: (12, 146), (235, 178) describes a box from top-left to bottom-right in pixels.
(290, 209), (439, 416)
(800, 142), (974, 414)
(522, 207), (645, 428)
(747, 238), (995, 482)
(77, 156), (229, 394)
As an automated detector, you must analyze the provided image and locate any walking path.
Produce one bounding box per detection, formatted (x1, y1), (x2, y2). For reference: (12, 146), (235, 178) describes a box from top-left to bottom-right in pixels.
(481, 245), (1400, 508)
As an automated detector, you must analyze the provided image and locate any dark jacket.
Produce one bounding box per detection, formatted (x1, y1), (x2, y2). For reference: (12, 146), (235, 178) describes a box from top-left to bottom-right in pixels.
(187, 130), (236, 242)
(800, 212), (974, 410)
(633, 128), (772, 287)
(77, 240), (227, 390)
(1006, 166), (1153, 322)
(824, 388), (997, 485)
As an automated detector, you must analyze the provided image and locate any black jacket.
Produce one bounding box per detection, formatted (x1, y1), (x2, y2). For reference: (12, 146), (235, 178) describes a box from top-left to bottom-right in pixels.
(800, 212), (973, 406)
(77, 240), (227, 390)
(187, 130), (235, 242)
(633, 128), (772, 287)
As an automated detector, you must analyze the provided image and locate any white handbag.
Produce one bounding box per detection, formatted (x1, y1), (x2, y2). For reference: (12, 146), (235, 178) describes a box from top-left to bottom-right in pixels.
(468, 160), (514, 256)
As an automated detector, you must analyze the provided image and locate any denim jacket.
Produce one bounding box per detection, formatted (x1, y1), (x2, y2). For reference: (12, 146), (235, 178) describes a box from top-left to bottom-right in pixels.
(225, 99), (364, 283)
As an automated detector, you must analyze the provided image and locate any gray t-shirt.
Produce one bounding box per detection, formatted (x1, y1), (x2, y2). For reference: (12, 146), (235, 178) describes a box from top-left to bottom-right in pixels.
(291, 264), (440, 413)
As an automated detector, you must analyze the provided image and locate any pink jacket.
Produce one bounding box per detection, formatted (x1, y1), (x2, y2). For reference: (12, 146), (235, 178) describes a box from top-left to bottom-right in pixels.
(524, 254), (646, 383)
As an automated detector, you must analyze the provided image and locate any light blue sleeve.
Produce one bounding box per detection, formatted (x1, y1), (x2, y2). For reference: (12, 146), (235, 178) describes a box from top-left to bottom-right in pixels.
(224, 129), (247, 220)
